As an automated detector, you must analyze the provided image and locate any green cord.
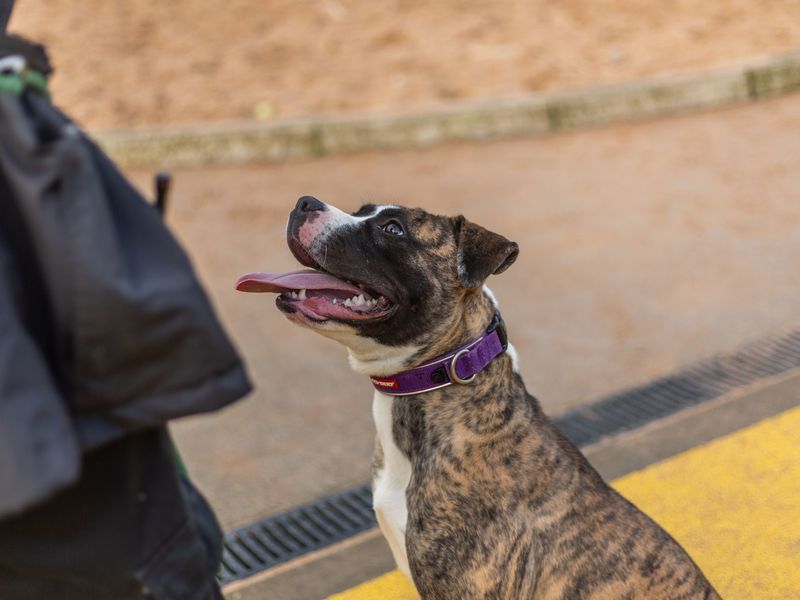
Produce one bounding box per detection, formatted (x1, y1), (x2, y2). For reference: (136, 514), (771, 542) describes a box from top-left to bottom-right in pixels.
(0, 72), (23, 94)
(23, 69), (50, 97)
(170, 435), (190, 478)
(0, 69), (50, 97)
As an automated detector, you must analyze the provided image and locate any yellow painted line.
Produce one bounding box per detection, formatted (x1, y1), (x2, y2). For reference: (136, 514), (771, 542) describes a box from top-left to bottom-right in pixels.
(328, 571), (417, 600)
(328, 406), (800, 600)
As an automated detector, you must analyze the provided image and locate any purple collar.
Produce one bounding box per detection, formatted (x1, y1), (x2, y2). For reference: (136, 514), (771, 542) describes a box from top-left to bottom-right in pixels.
(370, 312), (509, 396)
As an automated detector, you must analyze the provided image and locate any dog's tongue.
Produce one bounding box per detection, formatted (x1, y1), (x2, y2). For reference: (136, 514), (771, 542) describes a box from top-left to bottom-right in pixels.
(236, 269), (363, 295)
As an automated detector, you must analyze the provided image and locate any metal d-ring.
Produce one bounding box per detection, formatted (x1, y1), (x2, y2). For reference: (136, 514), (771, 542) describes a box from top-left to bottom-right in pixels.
(450, 348), (476, 384)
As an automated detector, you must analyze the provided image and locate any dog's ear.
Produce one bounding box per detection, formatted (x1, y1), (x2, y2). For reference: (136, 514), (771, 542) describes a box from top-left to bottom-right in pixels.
(454, 216), (519, 289)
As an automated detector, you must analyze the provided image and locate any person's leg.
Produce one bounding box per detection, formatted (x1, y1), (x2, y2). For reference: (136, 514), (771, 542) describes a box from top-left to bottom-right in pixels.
(0, 428), (224, 600)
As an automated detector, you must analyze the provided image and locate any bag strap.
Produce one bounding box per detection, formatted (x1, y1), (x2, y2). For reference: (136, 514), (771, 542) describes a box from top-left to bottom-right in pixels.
(0, 33), (51, 97)
(0, 33), (50, 76)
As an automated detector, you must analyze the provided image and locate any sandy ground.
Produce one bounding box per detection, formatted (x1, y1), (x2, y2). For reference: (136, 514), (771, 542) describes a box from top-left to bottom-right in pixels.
(126, 93), (800, 529)
(9, 1), (800, 130)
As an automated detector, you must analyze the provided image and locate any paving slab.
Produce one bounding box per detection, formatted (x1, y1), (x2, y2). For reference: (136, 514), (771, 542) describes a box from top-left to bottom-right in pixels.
(126, 92), (800, 530)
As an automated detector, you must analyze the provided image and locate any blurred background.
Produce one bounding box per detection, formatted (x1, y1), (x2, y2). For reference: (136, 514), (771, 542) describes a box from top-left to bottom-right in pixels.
(10, 0), (800, 128)
(9, 1), (800, 533)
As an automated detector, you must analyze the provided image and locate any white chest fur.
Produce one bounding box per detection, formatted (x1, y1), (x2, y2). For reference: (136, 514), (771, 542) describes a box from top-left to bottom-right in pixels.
(371, 391), (414, 582)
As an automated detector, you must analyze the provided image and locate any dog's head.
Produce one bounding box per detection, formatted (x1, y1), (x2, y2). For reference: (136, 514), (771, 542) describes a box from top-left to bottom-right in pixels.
(237, 197), (518, 374)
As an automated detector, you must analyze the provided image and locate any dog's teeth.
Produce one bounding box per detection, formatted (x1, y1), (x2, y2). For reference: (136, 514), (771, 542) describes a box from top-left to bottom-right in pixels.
(298, 289), (307, 300)
(332, 298), (338, 304)
(340, 294), (377, 310)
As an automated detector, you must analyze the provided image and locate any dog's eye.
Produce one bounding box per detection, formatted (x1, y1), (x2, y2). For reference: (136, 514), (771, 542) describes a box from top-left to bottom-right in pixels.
(380, 220), (405, 236)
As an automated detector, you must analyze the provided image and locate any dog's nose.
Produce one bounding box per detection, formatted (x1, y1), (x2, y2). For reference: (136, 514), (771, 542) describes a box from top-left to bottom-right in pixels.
(296, 196), (327, 213)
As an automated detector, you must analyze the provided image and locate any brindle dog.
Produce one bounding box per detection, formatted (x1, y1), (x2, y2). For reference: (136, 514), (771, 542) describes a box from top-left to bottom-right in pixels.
(237, 197), (721, 600)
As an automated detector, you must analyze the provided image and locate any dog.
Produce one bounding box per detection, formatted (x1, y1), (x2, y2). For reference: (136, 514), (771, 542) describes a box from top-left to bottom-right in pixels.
(237, 197), (721, 600)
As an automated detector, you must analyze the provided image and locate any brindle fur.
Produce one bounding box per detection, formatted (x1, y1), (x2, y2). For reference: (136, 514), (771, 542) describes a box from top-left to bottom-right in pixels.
(382, 300), (719, 599)
(285, 200), (721, 600)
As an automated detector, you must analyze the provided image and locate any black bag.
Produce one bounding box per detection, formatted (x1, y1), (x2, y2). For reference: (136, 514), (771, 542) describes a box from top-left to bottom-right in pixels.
(0, 37), (251, 457)
(0, 34), (248, 599)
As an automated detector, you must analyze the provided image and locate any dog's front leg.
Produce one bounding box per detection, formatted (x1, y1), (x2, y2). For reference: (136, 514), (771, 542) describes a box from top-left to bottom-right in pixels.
(372, 393), (417, 586)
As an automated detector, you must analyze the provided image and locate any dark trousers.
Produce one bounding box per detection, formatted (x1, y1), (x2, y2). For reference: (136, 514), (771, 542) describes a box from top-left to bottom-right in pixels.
(0, 428), (224, 600)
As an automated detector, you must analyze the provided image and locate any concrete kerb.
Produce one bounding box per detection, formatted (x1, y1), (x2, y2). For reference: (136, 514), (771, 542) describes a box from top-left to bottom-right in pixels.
(96, 50), (800, 169)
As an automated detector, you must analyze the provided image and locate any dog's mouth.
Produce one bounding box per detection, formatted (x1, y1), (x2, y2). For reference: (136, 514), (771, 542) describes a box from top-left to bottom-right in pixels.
(236, 239), (396, 324)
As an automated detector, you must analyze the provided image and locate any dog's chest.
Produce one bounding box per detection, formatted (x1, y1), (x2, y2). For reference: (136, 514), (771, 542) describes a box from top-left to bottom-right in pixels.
(371, 392), (413, 580)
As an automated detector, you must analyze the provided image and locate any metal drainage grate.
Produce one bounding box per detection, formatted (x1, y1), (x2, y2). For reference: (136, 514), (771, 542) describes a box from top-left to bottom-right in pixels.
(217, 484), (375, 585)
(218, 327), (800, 585)
(554, 329), (800, 447)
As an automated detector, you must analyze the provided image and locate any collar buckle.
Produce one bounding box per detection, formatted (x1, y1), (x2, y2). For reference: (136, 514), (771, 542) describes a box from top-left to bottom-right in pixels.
(487, 310), (508, 351)
(449, 348), (477, 384)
